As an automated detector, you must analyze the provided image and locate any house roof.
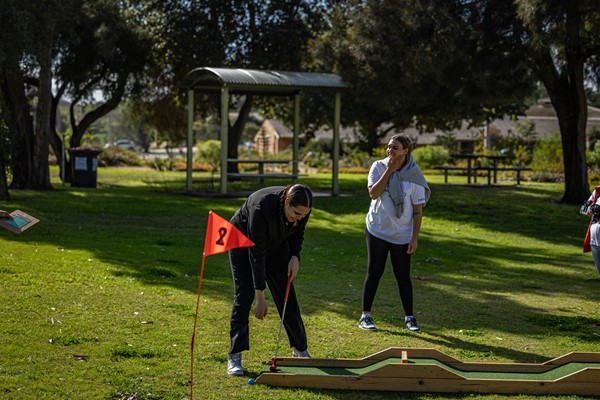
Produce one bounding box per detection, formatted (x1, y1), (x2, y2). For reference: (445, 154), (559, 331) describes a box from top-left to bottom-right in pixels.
(387, 101), (600, 145)
(180, 67), (349, 96)
(311, 100), (600, 147)
(265, 119), (293, 138)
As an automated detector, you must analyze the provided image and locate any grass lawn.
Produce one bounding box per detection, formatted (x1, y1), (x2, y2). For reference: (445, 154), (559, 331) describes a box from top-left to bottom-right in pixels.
(0, 167), (599, 400)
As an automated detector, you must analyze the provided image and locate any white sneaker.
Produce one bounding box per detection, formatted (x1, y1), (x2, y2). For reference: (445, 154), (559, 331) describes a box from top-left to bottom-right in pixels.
(227, 352), (243, 375)
(358, 315), (377, 331)
(291, 347), (311, 358)
(405, 318), (421, 333)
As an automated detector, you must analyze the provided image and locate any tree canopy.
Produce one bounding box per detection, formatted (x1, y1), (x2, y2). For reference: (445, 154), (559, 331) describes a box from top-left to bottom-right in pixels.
(315, 0), (600, 203)
(1, 0), (600, 204)
(126, 0), (331, 162)
(0, 0), (153, 192)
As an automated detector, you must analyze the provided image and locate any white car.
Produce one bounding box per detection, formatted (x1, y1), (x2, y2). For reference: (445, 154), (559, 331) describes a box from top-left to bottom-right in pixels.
(105, 139), (140, 152)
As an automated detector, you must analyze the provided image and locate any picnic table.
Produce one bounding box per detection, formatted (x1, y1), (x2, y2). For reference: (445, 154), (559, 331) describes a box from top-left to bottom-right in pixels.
(434, 154), (531, 185)
(226, 158), (302, 187)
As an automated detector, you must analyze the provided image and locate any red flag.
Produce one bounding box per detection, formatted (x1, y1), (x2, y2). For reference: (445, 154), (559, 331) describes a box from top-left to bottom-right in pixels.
(203, 211), (254, 256)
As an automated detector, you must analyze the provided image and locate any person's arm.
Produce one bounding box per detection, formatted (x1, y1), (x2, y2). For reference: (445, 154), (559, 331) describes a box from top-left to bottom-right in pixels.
(245, 207), (270, 320)
(286, 213), (310, 281)
(407, 203), (423, 254)
(0, 210), (12, 220)
(254, 289), (268, 319)
(288, 255), (300, 281)
(587, 190), (598, 218)
(247, 209), (269, 291)
(368, 156), (403, 199)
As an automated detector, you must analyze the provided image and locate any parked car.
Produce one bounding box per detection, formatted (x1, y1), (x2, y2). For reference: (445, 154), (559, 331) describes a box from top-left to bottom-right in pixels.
(105, 139), (141, 152)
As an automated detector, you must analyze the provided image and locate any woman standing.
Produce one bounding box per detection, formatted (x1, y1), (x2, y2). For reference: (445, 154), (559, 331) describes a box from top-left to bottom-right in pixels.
(358, 134), (430, 332)
(227, 184), (313, 376)
(583, 185), (600, 276)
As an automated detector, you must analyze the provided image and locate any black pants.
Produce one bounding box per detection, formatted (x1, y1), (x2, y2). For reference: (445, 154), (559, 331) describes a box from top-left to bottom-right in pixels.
(362, 229), (414, 316)
(229, 244), (307, 355)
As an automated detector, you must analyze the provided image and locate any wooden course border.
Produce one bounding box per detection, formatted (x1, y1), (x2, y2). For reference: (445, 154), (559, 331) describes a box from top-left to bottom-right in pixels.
(254, 347), (600, 396)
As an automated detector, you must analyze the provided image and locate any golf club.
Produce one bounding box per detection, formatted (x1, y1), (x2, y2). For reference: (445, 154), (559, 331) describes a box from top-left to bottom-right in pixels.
(270, 273), (292, 372)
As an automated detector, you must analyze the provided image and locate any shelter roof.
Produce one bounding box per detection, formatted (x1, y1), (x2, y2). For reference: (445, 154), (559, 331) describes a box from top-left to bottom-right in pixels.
(180, 67), (349, 96)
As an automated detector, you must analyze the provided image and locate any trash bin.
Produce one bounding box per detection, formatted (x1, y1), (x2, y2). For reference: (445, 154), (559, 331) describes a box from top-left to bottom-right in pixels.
(70, 147), (102, 188)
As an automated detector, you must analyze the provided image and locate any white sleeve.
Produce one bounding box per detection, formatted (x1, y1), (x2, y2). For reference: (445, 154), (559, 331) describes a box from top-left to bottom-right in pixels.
(368, 161), (384, 187)
(411, 184), (427, 205)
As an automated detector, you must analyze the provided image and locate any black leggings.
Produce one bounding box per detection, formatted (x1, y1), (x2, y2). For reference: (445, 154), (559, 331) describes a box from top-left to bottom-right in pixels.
(362, 229), (413, 316)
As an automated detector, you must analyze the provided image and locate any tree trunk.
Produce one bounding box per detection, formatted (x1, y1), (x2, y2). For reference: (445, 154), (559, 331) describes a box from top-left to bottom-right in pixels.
(32, 34), (54, 190)
(1, 67), (34, 189)
(555, 0), (590, 205)
(0, 127), (9, 200)
(50, 83), (69, 183)
(551, 88), (589, 204)
(69, 74), (125, 149)
(227, 95), (254, 175)
(531, 3), (590, 205)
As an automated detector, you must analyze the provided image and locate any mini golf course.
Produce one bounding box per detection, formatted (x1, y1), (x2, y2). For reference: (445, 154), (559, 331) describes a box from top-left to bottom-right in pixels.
(255, 347), (600, 395)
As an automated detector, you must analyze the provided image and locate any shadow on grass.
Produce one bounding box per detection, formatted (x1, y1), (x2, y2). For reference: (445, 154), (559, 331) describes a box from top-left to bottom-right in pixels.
(1, 178), (598, 365)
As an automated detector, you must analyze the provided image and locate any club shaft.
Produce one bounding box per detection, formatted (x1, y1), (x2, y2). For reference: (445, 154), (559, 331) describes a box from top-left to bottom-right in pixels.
(273, 274), (292, 361)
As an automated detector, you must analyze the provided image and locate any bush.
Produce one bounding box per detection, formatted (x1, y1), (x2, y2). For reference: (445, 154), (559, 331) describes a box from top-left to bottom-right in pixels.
(531, 134), (563, 173)
(98, 147), (144, 167)
(530, 134), (564, 181)
(412, 146), (450, 169)
(301, 139), (335, 171)
(342, 148), (373, 169)
(195, 140), (221, 172)
(588, 142), (600, 172)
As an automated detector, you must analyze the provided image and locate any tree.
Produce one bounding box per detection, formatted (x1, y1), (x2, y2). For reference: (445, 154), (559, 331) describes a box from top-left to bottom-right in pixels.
(0, 1), (71, 190)
(51, 1), (153, 181)
(318, 0), (600, 203)
(127, 0), (330, 174)
(0, 1), (153, 189)
(0, 115), (9, 200)
(314, 0), (535, 154)
(515, 0), (600, 203)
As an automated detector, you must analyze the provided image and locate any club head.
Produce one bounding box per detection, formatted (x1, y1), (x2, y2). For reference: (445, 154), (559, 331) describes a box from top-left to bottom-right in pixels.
(269, 358), (278, 372)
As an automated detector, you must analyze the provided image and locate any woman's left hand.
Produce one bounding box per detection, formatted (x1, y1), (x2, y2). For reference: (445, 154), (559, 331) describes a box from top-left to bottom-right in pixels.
(288, 256), (300, 281)
(407, 237), (418, 254)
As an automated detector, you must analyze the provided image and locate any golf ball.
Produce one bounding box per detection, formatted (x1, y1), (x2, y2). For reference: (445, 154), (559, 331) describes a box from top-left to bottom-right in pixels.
(248, 378), (255, 385)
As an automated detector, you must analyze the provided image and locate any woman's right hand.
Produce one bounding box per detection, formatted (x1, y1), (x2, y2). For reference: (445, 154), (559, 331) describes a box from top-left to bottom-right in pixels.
(387, 155), (403, 171)
(254, 290), (268, 319)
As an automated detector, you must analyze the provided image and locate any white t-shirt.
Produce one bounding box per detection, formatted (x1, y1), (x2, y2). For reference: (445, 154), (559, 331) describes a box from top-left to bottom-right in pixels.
(587, 190), (600, 246)
(365, 162), (427, 245)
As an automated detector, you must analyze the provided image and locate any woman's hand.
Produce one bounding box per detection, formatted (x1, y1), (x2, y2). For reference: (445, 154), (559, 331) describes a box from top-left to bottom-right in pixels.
(254, 290), (268, 319)
(288, 256), (300, 281)
(387, 154), (404, 171)
(407, 236), (418, 254)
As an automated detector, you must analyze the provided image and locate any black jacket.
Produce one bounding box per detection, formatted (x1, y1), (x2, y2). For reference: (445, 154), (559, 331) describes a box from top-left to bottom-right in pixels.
(230, 186), (310, 290)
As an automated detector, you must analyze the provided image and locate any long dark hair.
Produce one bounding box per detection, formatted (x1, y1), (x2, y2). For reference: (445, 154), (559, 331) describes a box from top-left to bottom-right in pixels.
(284, 183), (313, 209)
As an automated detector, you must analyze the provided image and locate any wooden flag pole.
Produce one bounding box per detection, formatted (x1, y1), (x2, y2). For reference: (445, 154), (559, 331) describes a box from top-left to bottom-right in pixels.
(189, 254), (207, 400)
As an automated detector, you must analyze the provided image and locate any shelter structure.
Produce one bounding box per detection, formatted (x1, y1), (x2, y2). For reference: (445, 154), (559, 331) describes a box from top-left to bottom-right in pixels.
(180, 67), (349, 195)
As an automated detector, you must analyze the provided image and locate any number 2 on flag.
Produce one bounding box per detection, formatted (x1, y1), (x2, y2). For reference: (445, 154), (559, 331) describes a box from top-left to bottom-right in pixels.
(216, 227), (227, 245)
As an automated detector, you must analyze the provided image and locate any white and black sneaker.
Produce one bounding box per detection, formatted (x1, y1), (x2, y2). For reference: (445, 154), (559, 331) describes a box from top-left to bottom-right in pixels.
(227, 352), (244, 376)
(291, 347), (311, 358)
(358, 315), (377, 331)
(405, 317), (421, 333)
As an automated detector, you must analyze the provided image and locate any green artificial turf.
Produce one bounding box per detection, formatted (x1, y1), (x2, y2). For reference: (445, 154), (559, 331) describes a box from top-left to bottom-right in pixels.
(264, 358), (600, 381)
